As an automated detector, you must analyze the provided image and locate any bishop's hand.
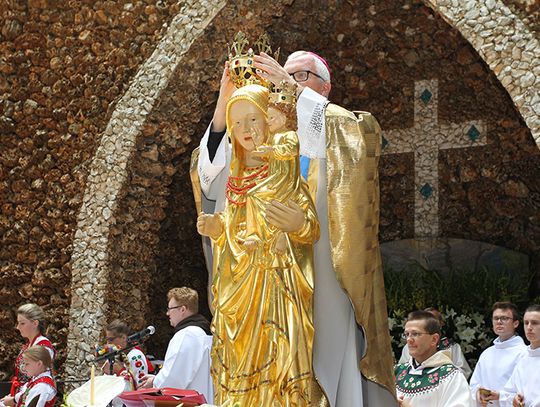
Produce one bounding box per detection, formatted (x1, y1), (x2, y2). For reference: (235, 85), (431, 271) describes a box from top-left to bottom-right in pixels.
(253, 52), (296, 88)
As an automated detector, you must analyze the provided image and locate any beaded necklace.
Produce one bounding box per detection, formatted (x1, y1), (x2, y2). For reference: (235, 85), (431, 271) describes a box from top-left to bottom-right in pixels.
(226, 164), (268, 206)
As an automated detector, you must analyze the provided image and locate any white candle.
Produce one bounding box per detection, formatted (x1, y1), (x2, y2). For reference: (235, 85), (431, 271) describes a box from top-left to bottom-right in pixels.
(90, 364), (95, 406)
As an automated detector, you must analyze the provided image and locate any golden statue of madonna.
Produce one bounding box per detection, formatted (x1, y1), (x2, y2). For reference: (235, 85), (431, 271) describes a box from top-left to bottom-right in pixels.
(197, 83), (319, 406)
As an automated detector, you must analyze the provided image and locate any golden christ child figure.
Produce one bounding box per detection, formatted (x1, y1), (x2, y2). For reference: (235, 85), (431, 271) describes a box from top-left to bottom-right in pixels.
(197, 83), (320, 406)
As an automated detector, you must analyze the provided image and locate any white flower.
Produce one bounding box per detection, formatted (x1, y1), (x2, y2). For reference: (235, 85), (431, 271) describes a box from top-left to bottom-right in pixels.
(388, 318), (396, 331)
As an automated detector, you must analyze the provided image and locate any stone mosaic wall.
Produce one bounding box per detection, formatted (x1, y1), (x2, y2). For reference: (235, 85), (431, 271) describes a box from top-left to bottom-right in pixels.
(1, 0), (538, 380)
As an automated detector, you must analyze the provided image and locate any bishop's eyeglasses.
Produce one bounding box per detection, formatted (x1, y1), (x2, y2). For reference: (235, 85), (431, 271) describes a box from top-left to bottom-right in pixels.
(289, 70), (325, 83)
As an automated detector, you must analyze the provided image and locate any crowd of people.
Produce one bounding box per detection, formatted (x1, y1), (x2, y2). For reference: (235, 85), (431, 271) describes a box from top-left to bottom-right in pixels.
(2, 299), (539, 407)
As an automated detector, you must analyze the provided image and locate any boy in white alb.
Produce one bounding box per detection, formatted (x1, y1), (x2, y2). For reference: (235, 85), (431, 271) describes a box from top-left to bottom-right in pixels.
(499, 304), (540, 407)
(470, 302), (526, 406)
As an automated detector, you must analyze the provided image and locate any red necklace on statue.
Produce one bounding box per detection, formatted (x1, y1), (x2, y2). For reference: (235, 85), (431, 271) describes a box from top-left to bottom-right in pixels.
(226, 164), (268, 206)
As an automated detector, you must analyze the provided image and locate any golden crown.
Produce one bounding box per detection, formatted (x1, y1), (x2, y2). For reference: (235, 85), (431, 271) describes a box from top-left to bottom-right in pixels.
(228, 32), (279, 89)
(269, 80), (297, 105)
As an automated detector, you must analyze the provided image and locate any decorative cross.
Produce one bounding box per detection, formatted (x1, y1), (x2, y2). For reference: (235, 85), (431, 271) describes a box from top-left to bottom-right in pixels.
(382, 79), (487, 238)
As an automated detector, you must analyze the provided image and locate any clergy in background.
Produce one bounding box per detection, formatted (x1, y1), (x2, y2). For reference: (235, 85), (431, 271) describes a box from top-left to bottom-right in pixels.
(499, 304), (540, 407)
(470, 302), (526, 406)
(395, 310), (474, 407)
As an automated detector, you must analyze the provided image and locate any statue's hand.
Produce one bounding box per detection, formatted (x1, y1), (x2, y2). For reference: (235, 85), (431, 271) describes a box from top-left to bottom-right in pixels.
(197, 212), (222, 239)
(251, 145), (274, 159)
(266, 200), (305, 233)
(253, 52), (296, 88)
(273, 232), (287, 255)
(244, 235), (260, 253)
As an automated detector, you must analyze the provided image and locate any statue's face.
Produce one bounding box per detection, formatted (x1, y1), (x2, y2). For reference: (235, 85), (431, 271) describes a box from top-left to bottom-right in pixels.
(229, 99), (267, 152)
(268, 106), (287, 133)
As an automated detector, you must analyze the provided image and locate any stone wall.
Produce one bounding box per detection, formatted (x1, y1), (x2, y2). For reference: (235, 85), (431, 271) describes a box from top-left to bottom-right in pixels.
(1, 0), (538, 379)
(0, 0), (193, 378)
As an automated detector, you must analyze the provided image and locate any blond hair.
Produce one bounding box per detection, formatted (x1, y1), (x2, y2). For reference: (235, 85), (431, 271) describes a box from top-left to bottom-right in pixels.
(167, 287), (198, 313)
(23, 345), (53, 370)
(17, 303), (47, 333)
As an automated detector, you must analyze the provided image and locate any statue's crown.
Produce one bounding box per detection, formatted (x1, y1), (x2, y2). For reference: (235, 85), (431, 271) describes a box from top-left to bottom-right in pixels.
(269, 80), (297, 105)
(228, 32), (279, 88)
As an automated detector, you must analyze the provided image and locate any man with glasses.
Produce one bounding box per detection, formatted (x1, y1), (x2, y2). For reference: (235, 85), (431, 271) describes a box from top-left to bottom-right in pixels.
(499, 304), (540, 407)
(140, 287), (213, 403)
(399, 307), (472, 379)
(395, 310), (473, 406)
(470, 302), (526, 406)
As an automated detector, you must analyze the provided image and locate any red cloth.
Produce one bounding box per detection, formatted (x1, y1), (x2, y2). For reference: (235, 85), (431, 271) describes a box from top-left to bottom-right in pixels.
(15, 375), (56, 407)
(119, 387), (206, 407)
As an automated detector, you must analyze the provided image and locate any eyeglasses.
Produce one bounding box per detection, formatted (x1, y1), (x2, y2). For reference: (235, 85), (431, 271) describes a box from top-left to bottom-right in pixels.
(401, 332), (431, 339)
(492, 316), (513, 323)
(166, 305), (183, 312)
(289, 70), (325, 83)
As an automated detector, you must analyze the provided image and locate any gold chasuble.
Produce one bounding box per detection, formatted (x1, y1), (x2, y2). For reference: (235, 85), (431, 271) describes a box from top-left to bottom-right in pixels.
(324, 104), (395, 396)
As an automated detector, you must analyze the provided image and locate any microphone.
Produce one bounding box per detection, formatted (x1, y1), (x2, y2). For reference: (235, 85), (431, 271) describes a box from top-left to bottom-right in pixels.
(127, 326), (155, 344)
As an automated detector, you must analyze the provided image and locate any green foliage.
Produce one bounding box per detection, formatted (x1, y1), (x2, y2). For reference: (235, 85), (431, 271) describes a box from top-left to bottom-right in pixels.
(384, 262), (532, 315)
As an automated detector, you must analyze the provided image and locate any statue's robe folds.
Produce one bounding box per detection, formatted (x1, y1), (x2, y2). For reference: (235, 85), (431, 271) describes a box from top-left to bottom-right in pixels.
(191, 88), (396, 406)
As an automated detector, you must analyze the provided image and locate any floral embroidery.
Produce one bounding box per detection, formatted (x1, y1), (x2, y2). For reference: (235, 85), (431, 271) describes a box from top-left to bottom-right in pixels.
(395, 363), (457, 396)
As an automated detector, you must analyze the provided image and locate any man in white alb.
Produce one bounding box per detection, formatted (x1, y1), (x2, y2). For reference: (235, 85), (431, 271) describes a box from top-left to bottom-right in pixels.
(140, 287), (213, 403)
(470, 302), (526, 406)
(395, 310), (473, 407)
(499, 304), (540, 407)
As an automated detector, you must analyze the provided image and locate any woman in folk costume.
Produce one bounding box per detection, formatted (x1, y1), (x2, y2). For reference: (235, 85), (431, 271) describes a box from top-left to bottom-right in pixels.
(1, 346), (56, 407)
(10, 304), (55, 397)
(197, 84), (320, 406)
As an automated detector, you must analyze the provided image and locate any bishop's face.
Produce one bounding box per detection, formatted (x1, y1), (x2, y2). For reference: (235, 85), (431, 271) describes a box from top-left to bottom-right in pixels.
(284, 54), (331, 97)
(229, 100), (267, 152)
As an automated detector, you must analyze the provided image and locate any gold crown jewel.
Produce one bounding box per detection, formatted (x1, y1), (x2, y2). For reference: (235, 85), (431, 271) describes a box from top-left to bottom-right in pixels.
(228, 32), (279, 89)
(270, 80), (297, 105)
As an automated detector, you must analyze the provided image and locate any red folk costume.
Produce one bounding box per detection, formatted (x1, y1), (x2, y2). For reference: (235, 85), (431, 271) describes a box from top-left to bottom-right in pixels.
(10, 336), (55, 396)
(14, 372), (56, 407)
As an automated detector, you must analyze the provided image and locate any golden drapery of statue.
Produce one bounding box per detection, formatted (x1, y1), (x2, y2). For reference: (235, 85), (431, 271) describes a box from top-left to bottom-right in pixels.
(198, 84), (320, 406)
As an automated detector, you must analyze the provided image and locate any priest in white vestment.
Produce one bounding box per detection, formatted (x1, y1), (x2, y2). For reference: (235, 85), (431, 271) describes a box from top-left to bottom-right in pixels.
(395, 310), (473, 407)
(140, 287), (213, 403)
(470, 302), (526, 406)
(193, 50), (396, 406)
(499, 305), (540, 407)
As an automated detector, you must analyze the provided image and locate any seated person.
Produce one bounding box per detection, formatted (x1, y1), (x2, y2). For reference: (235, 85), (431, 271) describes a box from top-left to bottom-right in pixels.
(1, 346), (56, 407)
(140, 287), (213, 403)
(399, 307), (472, 379)
(470, 302), (526, 406)
(499, 304), (540, 407)
(100, 319), (154, 389)
(395, 310), (473, 407)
